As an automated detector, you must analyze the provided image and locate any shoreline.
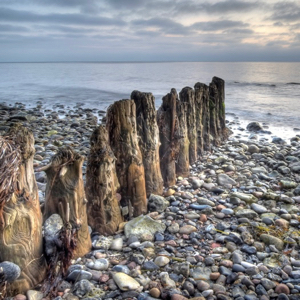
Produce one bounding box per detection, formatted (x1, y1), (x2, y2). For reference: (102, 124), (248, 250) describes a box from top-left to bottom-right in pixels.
(1, 102), (300, 300)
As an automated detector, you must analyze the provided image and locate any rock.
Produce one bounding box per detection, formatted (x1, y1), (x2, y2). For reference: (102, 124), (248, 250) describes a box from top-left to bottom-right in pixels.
(0, 261), (21, 282)
(275, 283), (290, 294)
(124, 215), (166, 239)
(179, 225), (197, 234)
(250, 203), (268, 214)
(160, 272), (176, 288)
(148, 194), (169, 212)
(247, 122), (263, 132)
(73, 279), (94, 298)
(154, 256), (170, 267)
(260, 234), (284, 250)
(26, 290), (43, 300)
(113, 273), (140, 291)
(44, 214), (64, 257)
(110, 237), (123, 251)
(235, 209), (258, 219)
(217, 174), (237, 187)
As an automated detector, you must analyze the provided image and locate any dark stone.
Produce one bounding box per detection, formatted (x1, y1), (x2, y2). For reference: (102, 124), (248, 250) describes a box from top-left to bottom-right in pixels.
(246, 122), (263, 132)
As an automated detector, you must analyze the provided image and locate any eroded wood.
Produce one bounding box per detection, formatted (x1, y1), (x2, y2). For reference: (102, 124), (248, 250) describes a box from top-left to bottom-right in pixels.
(0, 124), (46, 296)
(43, 148), (91, 258)
(85, 125), (123, 235)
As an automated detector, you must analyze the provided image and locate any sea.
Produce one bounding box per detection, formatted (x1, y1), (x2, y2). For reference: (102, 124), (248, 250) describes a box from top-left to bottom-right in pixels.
(0, 61), (299, 141)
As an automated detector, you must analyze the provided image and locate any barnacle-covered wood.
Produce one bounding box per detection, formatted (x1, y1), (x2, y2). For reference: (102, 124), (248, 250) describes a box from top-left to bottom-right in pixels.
(43, 148), (91, 258)
(131, 91), (164, 196)
(106, 99), (147, 218)
(175, 95), (190, 177)
(0, 124), (46, 296)
(179, 87), (197, 164)
(85, 125), (123, 235)
(157, 89), (179, 187)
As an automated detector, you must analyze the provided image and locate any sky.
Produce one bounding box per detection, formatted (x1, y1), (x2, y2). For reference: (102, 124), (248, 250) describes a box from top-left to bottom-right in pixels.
(0, 0), (299, 62)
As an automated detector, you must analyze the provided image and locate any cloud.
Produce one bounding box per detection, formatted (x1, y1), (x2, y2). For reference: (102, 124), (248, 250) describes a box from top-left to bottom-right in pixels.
(0, 7), (125, 27)
(270, 1), (300, 22)
(131, 18), (192, 35)
(191, 20), (249, 32)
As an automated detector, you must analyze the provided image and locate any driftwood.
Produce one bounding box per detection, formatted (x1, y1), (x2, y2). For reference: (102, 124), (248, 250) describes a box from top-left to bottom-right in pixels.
(85, 125), (123, 235)
(0, 124), (46, 296)
(157, 89), (179, 187)
(131, 91), (164, 196)
(43, 148), (91, 258)
(106, 100), (147, 218)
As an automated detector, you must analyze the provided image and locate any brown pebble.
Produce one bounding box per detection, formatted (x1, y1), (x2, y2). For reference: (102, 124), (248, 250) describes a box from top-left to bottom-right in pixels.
(94, 252), (106, 259)
(274, 218), (289, 229)
(220, 260), (233, 268)
(275, 283), (290, 294)
(216, 204), (226, 211)
(200, 214), (207, 223)
(13, 295), (27, 300)
(210, 272), (220, 280)
(171, 294), (188, 300)
(149, 287), (161, 298)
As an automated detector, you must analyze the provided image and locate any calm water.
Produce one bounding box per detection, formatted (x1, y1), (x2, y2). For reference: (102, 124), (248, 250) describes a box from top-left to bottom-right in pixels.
(0, 62), (299, 138)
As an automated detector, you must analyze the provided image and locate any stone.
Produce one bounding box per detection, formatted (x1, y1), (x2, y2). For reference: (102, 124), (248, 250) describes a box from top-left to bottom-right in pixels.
(113, 273), (140, 291)
(160, 272), (176, 289)
(275, 283), (290, 294)
(179, 225), (197, 234)
(217, 174), (237, 187)
(44, 214), (64, 257)
(154, 256), (170, 267)
(260, 234), (284, 250)
(26, 290), (43, 300)
(110, 237), (123, 251)
(250, 203), (268, 214)
(235, 209), (258, 219)
(148, 194), (169, 213)
(0, 261), (21, 282)
(124, 215), (166, 239)
(247, 122), (263, 132)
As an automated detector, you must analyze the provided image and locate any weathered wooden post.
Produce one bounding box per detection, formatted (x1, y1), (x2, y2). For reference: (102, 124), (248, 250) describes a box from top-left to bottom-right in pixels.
(179, 87), (197, 164)
(157, 89), (179, 187)
(0, 124), (46, 296)
(106, 99), (147, 218)
(209, 76), (229, 145)
(175, 96), (190, 177)
(85, 125), (123, 235)
(194, 82), (211, 152)
(43, 148), (91, 258)
(131, 91), (164, 196)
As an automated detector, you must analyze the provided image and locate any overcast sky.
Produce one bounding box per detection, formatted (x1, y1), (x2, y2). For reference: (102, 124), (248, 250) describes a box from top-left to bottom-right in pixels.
(0, 0), (299, 62)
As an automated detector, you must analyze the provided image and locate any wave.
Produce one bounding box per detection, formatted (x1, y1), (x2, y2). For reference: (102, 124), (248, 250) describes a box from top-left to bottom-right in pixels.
(286, 82), (300, 85)
(231, 81), (277, 88)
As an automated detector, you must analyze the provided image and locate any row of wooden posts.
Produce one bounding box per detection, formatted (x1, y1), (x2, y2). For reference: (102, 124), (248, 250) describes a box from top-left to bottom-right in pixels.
(0, 77), (229, 295)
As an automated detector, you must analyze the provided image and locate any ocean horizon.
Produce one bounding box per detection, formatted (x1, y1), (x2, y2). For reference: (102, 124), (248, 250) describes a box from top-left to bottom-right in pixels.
(0, 61), (299, 141)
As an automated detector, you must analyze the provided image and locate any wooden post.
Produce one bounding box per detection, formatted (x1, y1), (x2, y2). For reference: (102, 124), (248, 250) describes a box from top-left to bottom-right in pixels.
(179, 87), (197, 165)
(85, 125), (123, 235)
(106, 99), (147, 218)
(209, 77), (230, 145)
(0, 124), (46, 296)
(157, 89), (179, 187)
(43, 148), (91, 258)
(175, 95), (190, 177)
(131, 91), (164, 196)
(194, 82), (210, 152)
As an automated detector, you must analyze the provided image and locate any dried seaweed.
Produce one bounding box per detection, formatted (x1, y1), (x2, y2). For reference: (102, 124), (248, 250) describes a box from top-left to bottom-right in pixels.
(42, 204), (77, 298)
(0, 136), (21, 228)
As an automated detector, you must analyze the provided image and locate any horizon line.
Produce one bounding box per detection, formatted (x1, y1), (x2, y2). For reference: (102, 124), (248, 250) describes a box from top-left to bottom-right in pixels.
(0, 60), (299, 64)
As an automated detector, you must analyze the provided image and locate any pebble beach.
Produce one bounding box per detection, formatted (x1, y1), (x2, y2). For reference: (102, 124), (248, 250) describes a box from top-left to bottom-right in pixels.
(1, 101), (300, 300)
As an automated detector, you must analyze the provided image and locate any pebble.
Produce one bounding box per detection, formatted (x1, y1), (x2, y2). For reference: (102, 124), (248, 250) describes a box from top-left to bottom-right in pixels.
(2, 105), (300, 300)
